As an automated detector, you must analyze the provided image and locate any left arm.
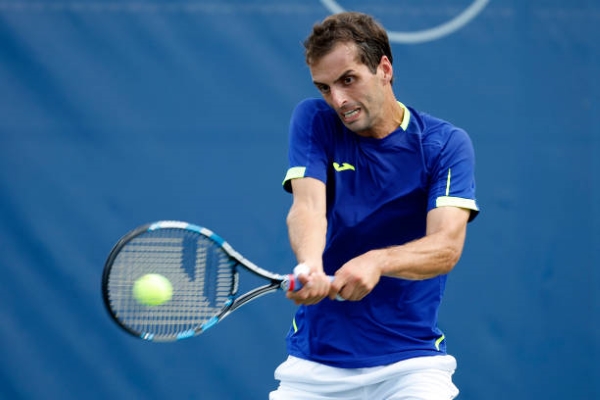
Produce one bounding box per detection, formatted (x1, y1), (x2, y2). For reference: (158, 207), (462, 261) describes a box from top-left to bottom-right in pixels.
(329, 206), (471, 300)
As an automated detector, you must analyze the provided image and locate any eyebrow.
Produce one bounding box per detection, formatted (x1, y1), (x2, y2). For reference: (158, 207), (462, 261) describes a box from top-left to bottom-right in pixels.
(313, 69), (355, 87)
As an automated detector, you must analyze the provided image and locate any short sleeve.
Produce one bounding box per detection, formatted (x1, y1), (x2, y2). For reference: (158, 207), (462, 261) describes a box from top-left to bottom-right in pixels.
(426, 127), (479, 221)
(282, 99), (333, 193)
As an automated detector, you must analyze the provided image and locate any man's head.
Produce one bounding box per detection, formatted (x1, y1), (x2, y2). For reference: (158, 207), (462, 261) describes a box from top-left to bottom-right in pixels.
(304, 12), (393, 83)
(303, 12), (401, 138)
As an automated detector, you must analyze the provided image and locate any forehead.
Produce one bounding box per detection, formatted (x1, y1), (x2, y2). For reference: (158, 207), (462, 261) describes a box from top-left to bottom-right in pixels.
(309, 42), (364, 83)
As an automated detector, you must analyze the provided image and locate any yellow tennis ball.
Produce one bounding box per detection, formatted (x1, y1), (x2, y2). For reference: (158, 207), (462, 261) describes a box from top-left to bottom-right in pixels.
(132, 274), (173, 306)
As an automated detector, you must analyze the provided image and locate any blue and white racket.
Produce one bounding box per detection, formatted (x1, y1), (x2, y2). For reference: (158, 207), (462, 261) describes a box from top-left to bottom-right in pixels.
(101, 221), (313, 342)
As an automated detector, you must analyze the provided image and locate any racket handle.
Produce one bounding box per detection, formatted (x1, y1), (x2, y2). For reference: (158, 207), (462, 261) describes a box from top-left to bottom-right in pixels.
(285, 274), (335, 292)
(286, 263), (329, 292)
(283, 267), (344, 301)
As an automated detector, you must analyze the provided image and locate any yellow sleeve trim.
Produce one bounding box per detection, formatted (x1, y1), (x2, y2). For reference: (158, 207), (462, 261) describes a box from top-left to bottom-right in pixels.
(282, 166), (306, 185)
(436, 196), (479, 211)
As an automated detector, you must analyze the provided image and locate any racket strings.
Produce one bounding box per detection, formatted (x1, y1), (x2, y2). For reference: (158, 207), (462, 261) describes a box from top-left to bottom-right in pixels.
(106, 228), (236, 340)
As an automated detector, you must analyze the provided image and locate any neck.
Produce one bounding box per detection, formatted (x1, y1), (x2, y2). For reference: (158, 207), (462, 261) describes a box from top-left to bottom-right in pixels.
(369, 99), (404, 139)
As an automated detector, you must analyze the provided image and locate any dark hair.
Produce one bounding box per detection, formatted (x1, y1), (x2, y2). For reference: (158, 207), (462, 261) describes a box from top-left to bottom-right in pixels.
(304, 12), (393, 75)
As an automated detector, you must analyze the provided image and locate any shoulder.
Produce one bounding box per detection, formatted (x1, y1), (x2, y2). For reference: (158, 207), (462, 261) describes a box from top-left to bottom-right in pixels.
(293, 98), (337, 122)
(291, 98), (345, 139)
(408, 107), (473, 153)
(405, 107), (475, 174)
(409, 108), (466, 140)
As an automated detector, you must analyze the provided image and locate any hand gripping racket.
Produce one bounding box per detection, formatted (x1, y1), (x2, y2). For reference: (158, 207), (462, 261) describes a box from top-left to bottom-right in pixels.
(102, 221), (318, 342)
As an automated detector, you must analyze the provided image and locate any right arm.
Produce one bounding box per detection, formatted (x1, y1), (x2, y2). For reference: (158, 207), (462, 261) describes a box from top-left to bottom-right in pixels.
(285, 177), (331, 305)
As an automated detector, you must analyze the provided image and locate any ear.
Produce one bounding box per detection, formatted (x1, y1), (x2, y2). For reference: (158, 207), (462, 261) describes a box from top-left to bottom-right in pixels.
(379, 55), (394, 83)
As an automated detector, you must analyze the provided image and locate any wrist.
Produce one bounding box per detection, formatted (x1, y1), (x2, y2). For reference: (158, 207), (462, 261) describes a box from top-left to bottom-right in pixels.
(370, 248), (390, 277)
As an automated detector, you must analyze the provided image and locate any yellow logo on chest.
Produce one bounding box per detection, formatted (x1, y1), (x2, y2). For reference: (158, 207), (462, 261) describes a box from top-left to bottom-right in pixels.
(333, 162), (355, 172)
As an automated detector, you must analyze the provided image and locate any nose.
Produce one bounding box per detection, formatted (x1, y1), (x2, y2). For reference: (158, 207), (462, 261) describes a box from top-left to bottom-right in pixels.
(329, 87), (346, 109)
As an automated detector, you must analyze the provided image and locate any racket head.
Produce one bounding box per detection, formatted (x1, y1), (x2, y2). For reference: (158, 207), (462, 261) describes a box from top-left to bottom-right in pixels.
(101, 221), (240, 342)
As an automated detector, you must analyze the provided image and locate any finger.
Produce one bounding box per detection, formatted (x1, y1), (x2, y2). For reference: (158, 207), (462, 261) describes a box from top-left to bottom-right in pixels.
(329, 275), (347, 295)
(328, 291), (345, 301)
(327, 281), (346, 301)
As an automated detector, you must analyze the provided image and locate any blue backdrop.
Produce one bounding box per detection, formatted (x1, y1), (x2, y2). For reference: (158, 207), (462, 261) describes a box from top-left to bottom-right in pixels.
(1, 1), (598, 399)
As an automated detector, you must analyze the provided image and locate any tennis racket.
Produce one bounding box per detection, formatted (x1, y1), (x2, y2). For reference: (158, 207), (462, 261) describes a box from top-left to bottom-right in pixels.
(101, 220), (314, 342)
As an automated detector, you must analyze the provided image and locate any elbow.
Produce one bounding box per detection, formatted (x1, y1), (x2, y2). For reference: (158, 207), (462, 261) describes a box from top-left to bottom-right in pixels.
(286, 204), (301, 228)
(439, 245), (463, 275)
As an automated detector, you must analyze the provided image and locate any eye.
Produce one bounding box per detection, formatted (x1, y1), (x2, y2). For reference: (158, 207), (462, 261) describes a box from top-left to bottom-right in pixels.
(316, 84), (330, 94)
(342, 75), (354, 85)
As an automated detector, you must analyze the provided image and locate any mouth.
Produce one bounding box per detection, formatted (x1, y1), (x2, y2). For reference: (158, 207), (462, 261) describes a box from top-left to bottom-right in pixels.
(340, 107), (360, 123)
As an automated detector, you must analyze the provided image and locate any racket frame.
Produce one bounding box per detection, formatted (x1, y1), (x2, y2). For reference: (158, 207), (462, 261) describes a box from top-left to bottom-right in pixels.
(101, 221), (295, 341)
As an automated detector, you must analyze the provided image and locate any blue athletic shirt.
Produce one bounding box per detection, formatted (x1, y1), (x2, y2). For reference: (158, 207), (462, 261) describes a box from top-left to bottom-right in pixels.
(282, 98), (479, 368)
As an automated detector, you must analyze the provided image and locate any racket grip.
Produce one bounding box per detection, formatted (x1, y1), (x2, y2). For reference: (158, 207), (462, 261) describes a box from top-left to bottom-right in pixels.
(284, 273), (344, 301)
(284, 274), (333, 292)
(285, 274), (335, 292)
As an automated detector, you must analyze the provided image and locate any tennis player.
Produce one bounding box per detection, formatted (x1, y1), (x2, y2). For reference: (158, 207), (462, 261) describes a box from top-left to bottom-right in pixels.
(270, 12), (479, 400)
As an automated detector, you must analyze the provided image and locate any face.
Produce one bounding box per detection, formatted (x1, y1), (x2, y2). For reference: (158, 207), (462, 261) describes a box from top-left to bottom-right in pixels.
(309, 42), (391, 137)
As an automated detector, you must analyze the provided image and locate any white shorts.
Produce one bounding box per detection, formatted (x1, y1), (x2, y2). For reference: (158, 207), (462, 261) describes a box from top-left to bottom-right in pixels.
(269, 354), (459, 400)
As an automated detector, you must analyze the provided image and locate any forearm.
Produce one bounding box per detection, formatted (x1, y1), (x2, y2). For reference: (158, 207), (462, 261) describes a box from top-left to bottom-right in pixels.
(365, 207), (470, 280)
(286, 202), (327, 271)
(372, 231), (465, 280)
